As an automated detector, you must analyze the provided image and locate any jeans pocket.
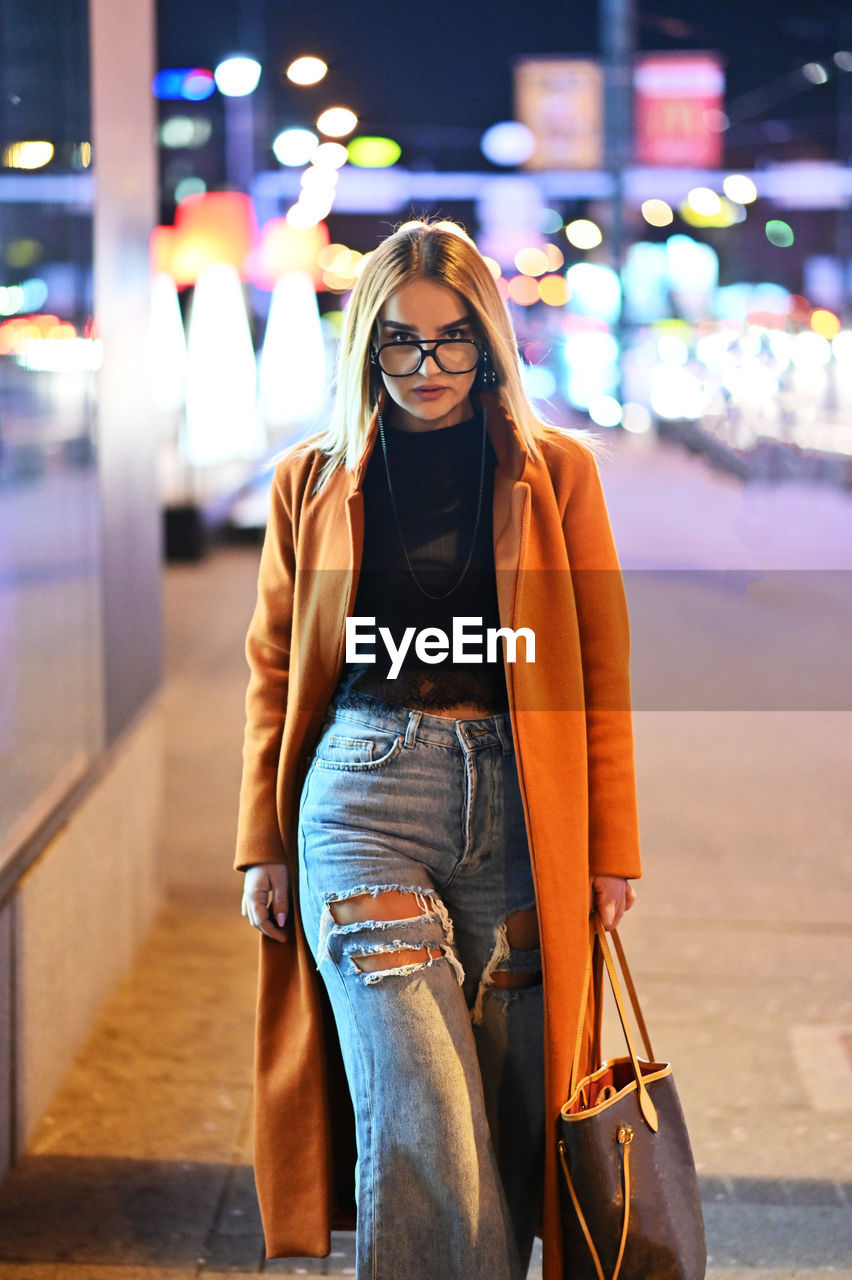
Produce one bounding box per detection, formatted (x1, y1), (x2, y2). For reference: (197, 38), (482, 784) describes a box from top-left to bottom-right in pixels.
(314, 724), (404, 771)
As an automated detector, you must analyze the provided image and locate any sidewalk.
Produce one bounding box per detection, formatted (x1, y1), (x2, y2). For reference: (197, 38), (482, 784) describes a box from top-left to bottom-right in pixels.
(0, 435), (850, 1278)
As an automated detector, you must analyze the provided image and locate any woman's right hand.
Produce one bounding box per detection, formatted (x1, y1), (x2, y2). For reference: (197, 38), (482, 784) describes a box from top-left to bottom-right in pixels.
(241, 863), (290, 942)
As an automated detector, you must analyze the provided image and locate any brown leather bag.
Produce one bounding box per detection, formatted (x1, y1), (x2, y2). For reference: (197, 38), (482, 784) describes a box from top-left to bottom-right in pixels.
(557, 916), (706, 1280)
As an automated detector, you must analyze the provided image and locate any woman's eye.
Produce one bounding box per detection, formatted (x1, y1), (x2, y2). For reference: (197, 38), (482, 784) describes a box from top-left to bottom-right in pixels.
(446, 328), (470, 340)
(390, 333), (414, 343)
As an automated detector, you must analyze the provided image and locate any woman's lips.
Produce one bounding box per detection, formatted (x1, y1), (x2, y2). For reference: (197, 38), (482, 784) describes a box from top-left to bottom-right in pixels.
(413, 385), (448, 399)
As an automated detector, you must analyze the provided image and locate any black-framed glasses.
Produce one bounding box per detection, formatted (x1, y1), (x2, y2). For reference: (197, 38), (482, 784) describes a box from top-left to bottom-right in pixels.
(371, 338), (482, 378)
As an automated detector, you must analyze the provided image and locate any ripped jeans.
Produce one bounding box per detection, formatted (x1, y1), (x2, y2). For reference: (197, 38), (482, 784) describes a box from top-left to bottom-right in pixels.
(297, 696), (545, 1280)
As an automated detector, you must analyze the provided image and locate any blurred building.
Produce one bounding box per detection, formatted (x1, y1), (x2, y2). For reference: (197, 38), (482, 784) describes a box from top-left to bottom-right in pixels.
(0, 0), (161, 1177)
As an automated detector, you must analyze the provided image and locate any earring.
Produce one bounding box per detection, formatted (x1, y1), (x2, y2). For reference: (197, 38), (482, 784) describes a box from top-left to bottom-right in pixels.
(475, 347), (499, 390)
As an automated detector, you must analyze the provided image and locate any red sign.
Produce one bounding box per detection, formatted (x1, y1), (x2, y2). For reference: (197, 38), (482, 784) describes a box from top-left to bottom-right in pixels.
(635, 53), (725, 168)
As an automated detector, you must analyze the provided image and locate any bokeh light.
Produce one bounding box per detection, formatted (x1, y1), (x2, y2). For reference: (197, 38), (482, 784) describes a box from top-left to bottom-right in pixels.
(153, 68), (215, 101)
(2, 141), (54, 169)
(514, 247), (549, 277)
(723, 174), (758, 204)
(312, 141), (348, 169)
(507, 275), (540, 306)
(347, 136), (401, 167)
(543, 244), (564, 270)
(621, 403), (652, 434)
(272, 128), (319, 166)
(588, 395), (622, 427)
(565, 219), (603, 250)
(679, 196), (744, 228)
(810, 309), (841, 340)
(175, 177), (207, 203)
(482, 256), (502, 280)
(161, 117), (212, 149)
(317, 107), (358, 138)
(538, 275), (569, 306)
(766, 219), (795, 247)
(214, 56), (262, 98)
(538, 208), (563, 234)
(480, 121), (535, 166)
(641, 199), (673, 227)
(286, 56), (327, 85)
(687, 187), (721, 216)
(802, 61), (828, 84)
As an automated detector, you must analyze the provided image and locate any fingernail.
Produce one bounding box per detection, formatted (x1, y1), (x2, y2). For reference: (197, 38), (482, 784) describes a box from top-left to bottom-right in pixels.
(276, 913), (287, 927)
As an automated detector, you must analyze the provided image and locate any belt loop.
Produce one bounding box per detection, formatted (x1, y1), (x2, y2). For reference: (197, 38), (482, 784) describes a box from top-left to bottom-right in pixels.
(404, 710), (421, 748)
(495, 715), (513, 755)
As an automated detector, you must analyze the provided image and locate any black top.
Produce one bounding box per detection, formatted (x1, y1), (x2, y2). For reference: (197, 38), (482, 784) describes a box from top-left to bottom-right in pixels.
(336, 410), (510, 712)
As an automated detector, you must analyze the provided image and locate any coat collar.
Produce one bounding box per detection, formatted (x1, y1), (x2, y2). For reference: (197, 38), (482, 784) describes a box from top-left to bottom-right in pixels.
(348, 390), (528, 494)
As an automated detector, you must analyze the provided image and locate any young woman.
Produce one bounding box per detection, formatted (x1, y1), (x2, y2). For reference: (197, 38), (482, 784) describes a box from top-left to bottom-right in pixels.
(236, 220), (641, 1280)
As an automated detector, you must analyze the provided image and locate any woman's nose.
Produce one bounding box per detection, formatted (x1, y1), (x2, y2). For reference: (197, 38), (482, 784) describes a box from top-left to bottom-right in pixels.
(420, 346), (441, 375)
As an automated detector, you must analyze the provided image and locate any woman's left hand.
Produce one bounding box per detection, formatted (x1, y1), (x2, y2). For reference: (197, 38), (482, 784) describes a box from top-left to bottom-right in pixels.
(589, 875), (636, 931)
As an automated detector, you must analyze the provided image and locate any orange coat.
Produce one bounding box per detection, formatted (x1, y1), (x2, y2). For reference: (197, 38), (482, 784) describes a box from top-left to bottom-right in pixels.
(235, 392), (642, 1278)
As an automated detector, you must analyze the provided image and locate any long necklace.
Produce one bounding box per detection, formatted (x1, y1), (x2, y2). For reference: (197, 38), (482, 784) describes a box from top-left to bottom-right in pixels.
(377, 403), (487, 601)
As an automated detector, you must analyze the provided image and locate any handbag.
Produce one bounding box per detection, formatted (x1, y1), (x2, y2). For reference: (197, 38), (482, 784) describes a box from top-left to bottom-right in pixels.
(556, 915), (706, 1280)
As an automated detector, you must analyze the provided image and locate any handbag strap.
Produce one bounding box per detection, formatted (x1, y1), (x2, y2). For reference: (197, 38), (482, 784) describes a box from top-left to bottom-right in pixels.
(593, 917), (658, 1132)
(569, 915), (659, 1131)
(558, 1126), (633, 1280)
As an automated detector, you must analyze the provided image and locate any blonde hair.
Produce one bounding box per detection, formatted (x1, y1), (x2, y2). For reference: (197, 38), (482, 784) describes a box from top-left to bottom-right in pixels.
(308, 219), (554, 490)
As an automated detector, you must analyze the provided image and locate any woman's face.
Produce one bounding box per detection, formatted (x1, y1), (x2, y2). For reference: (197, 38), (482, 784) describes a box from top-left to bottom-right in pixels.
(375, 279), (479, 432)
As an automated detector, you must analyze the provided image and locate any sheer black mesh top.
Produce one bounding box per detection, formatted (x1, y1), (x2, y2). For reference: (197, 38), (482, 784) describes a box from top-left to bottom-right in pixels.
(336, 411), (510, 712)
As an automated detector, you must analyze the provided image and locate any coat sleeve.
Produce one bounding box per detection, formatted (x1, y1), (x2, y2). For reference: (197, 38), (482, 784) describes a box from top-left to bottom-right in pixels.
(234, 463), (296, 871)
(560, 440), (642, 879)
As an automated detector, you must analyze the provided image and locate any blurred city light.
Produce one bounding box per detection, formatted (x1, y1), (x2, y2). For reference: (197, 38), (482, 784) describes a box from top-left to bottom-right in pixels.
(810, 309), (841, 340)
(834, 51), (852, 72)
(621, 403), (652, 434)
(286, 201), (330, 229)
(482, 256), (502, 280)
(523, 364), (557, 401)
(565, 219), (603, 250)
(687, 187), (721, 216)
(792, 331), (831, 367)
(260, 271), (327, 430)
(214, 56), (262, 97)
(272, 127), (319, 166)
(679, 196), (744, 228)
(588, 395), (622, 427)
(538, 208), (563, 234)
(514, 247), (549, 277)
(650, 366), (706, 420)
(317, 107), (358, 138)
(480, 121), (536, 166)
(538, 274), (569, 306)
(175, 177), (207, 202)
(160, 117), (212, 148)
(801, 62), (829, 85)
(543, 244), (564, 270)
(153, 68), (215, 101)
(723, 174), (758, 204)
(184, 263), (262, 464)
(641, 199), (673, 227)
(248, 218), (328, 290)
(3, 141), (54, 169)
(566, 263), (621, 324)
(347, 136), (401, 167)
(301, 165), (338, 191)
(766, 219), (795, 247)
(286, 55), (328, 85)
(312, 141), (348, 168)
(507, 275), (540, 305)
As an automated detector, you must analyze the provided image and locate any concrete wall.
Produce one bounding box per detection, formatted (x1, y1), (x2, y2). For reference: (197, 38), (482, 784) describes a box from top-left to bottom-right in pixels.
(0, 0), (161, 1178)
(0, 704), (163, 1167)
